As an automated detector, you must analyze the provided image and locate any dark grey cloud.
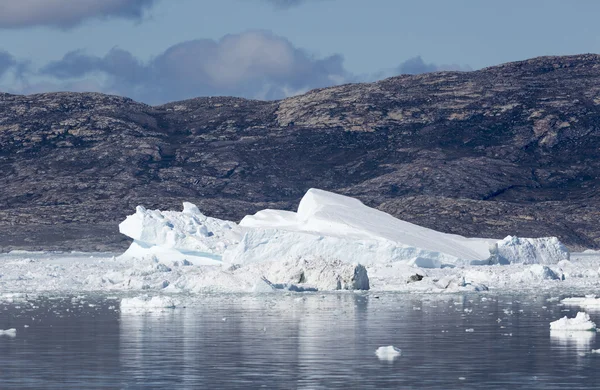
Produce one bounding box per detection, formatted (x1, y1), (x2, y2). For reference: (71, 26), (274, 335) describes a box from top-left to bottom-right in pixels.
(0, 51), (17, 77)
(397, 56), (472, 75)
(40, 30), (351, 104)
(0, 0), (156, 29)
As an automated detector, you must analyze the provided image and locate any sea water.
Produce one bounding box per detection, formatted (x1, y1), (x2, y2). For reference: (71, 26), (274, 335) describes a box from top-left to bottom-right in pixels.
(0, 293), (598, 389)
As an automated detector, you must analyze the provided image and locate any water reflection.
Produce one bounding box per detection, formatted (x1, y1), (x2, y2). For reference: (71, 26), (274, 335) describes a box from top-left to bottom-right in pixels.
(550, 330), (596, 353)
(0, 293), (599, 389)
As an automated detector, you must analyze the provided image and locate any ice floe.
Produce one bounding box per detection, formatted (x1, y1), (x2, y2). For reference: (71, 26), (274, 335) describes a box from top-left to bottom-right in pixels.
(375, 346), (402, 361)
(0, 328), (17, 337)
(120, 295), (178, 313)
(561, 296), (600, 310)
(550, 312), (597, 331)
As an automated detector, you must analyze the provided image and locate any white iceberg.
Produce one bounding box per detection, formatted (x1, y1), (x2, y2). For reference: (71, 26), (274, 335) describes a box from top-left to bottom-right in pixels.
(119, 202), (242, 265)
(561, 296), (600, 311)
(550, 312), (596, 331)
(118, 189), (570, 272)
(0, 328), (16, 337)
(230, 189), (495, 267)
(489, 236), (570, 265)
(120, 295), (178, 313)
(375, 346), (402, 361)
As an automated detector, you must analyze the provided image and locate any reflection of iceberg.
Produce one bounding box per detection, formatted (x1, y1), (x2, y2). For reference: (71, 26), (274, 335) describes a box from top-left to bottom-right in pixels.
(550, 330), (596, 352)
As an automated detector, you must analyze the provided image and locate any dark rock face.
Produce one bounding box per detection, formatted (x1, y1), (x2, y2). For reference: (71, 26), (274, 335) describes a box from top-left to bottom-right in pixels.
(2, 54), (600, 251)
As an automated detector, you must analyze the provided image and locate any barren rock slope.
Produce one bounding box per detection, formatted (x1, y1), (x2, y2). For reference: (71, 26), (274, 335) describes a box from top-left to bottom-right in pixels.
(2, 54), (600, 250)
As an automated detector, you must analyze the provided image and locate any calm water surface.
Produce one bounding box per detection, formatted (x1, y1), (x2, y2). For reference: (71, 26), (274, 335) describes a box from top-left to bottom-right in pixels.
(0, 292), (599, 389)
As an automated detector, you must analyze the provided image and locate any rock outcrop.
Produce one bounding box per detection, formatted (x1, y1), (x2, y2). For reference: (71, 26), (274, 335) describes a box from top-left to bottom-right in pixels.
(2, 54), (600, 250)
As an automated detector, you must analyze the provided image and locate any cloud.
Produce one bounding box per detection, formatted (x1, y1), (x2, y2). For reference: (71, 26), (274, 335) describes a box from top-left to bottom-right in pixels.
(0, 0), (156, 29)
(261, 0), (333, 9)
(2, 32), (472, 105)
(396, 56), (472, 75)
(262, 0), (307, 8)
(0, 51), (16, 77)
(39, 30), (352, 104)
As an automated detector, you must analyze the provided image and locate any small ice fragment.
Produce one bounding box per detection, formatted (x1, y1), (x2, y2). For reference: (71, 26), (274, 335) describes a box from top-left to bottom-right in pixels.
(591, 349), (600, 354)
(120, 295), (177, 313)
(550, 312), (596, 331)
(458, 377), (466, 381)
(375, 346), (402, 361)
(465, 328), (475, 333)
(0, 328), (17, 337)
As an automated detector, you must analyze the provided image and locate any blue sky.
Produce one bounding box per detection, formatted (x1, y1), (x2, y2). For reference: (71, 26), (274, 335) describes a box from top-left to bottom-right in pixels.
(0, 0), (599, 104)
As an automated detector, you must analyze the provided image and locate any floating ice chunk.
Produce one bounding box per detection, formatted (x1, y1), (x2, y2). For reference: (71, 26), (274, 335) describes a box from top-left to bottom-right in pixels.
(375, 346), (402, 361)
(489, 236), (569, 265)
(0, 328), (16, 337)
(120, 295), (178, 313)
(550, 312), (596, 331)
(591, 349), (600, 354)
(561, 297), (600, 310)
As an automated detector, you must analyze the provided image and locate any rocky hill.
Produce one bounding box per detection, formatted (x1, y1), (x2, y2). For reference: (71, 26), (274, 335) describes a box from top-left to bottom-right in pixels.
(2, 54), (600, 251)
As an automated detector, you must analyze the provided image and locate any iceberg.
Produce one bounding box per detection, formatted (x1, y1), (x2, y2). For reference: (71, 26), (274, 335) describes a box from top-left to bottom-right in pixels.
(231, 189), (495, 267)
(120, 295), (178, 313)
(561, 296), (600, 310)
(489, 236), (570, 265)
(0, 328), (16, 337)
(117, 188), (571, 274)
(550, 312), (597, 331)
(118, 202), (242, 265)
(0, 188), (563, 294)
(375, 346), (402, 361)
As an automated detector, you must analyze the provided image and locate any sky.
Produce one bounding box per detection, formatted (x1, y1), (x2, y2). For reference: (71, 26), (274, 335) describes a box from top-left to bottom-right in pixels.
(0, 0), (599, 105)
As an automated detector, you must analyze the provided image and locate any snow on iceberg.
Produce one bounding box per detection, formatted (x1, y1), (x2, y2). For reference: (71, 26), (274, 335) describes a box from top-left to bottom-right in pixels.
(227, 189), (496, 267)
(550, 312), (597, 331)
(489, 236), (570, 265)
(119, 202), (242, 265)
(375, 346), (402, 361)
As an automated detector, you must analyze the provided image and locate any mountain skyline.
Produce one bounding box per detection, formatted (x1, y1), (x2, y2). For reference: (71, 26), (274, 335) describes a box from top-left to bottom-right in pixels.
(1, 0), (599, 103)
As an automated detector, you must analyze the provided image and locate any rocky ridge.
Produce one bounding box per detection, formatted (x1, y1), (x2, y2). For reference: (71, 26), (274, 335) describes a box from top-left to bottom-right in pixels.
(2, 54), (600, 251)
